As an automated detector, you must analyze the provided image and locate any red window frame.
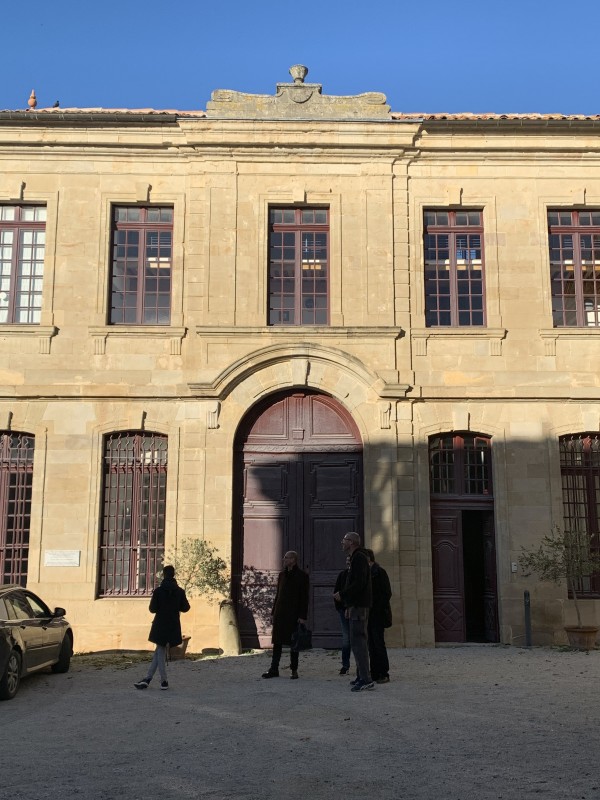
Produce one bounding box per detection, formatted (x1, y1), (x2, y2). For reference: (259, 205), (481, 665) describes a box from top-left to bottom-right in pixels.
(548, 210), (600, 327)
(98, 431), (167, 597)
(109, 206), (173, 325)
(424, 210), (485, 327)
(268, 207), (329, 326)
(0, 432), (34, 586)
(0, 205), (46, 324)
(429, 433), (493, 497)
(559, 433), (600, 596)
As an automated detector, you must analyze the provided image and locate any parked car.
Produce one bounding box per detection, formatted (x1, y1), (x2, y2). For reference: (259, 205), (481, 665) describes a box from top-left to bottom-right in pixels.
(0, 584), (73, 700)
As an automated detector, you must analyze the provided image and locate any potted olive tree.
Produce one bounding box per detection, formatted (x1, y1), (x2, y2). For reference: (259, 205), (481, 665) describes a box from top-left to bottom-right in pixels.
(161, 538), (230, 658)
(520, 526), (600, 650)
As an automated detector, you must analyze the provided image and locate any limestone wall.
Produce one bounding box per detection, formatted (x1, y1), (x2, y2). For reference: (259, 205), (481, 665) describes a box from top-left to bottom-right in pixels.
(1, 113), (599, 650)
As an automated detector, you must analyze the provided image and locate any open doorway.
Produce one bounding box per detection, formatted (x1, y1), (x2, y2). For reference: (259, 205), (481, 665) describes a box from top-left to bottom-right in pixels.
(463, 510), (494, 642)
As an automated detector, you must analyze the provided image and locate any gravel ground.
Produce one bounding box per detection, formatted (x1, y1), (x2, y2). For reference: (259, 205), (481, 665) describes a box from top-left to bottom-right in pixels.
(3, 645), (599, 800)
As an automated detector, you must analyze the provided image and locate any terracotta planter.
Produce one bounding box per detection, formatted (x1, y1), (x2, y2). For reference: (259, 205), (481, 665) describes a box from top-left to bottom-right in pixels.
(169, 635), (191, 660)
(564, 626), (599, 650)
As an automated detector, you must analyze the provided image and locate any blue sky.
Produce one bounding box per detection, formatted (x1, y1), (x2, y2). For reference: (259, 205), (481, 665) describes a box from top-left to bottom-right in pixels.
(2, 0), (599, 114)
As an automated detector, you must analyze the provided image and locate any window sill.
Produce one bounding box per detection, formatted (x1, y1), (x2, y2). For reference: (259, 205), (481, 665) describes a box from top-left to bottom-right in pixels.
(88, 326), (187, 355)
(540, 327), (600, 356)
(0, 324), (58, 354)
(411, 328), (507, 356)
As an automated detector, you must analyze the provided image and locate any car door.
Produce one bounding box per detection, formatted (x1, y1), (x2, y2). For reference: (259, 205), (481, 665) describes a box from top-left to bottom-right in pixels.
(24, 592), (63, 667)
(6, 592), (47, 671)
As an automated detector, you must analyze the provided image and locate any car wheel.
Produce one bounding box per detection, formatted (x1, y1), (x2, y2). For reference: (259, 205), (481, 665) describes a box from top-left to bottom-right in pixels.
(51, 633), (72, 674)
(0, 649), (22, 701)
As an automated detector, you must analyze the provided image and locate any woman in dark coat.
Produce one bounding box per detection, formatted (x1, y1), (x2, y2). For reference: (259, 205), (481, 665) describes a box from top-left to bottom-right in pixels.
(134, 565), (190, 691)
(262, 551), (309, 680)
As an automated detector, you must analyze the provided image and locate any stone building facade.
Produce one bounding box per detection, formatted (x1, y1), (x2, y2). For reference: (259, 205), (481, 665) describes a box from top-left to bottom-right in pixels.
(1, 67), (599, 652)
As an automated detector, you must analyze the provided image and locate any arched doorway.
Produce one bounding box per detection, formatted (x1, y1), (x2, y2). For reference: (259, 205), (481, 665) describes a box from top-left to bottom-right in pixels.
(429, 432), (499, 643)
(232, 390), (363, 648)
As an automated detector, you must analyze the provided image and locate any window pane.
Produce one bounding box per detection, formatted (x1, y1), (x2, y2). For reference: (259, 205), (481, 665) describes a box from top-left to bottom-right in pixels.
(268, 208), (329, 326)
(110, 208), (173, 325)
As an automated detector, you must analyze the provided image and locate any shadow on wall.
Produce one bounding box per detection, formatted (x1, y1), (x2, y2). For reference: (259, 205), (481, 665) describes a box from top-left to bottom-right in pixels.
(227, 390), (600, 649)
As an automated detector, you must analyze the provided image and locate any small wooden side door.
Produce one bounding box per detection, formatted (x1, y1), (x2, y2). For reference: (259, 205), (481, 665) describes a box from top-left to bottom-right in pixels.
(431, 508), (465, 643)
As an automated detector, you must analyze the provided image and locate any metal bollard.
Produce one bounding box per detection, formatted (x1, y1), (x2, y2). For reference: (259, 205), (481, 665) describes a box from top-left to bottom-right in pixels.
(524, 589), (532, 647)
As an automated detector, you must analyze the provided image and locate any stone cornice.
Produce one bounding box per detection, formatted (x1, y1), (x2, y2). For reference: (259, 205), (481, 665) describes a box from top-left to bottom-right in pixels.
(195, 325), (403, 340)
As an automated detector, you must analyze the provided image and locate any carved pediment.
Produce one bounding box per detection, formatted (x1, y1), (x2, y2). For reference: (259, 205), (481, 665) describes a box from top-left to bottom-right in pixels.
(206, 65), (390, 121)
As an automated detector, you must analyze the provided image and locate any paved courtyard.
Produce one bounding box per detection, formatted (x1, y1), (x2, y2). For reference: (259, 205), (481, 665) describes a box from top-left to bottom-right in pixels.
(4, 645), (599, 800)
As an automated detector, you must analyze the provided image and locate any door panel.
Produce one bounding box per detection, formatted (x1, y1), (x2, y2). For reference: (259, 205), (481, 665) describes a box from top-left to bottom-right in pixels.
(236, 458), (295, 647)
(431, 509), (465, 642)
(6, 594), (46, 670)
(305, 455), (361, 646)
(482, 512), (499, 642)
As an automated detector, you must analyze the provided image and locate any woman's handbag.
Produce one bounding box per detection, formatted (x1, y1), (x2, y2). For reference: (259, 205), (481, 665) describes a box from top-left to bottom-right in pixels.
(291, 622), (312, 652)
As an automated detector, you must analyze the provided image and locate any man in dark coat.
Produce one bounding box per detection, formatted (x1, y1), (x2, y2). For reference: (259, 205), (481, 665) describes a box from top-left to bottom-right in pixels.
(364, 548), (392, 684)
(333, 532), (374, 691)
(134, 565), (190, 690)
(262, 551), (309, 680)
(333, 557), (351, 675)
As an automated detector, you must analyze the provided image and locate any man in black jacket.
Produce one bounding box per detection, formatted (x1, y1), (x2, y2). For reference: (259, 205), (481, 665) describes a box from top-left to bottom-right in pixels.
(333, 532), (374, 692)
(262, 551), (309, 680)
(134, 565), (190, 691)
(364, 549), (392, 684)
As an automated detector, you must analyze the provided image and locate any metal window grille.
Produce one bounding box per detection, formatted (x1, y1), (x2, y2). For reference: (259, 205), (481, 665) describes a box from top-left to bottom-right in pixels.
(98, 431), (167, 596)
(548, 210), (600, 327)
(0, 432), (34, 586)
(559, 433), (600, 596)
(424, 210), (485, 327)
(110, 206), (173, 325)
(268, 207), (329, 326)
(429, 433), (492, 496)
(0, 205), (46, 324)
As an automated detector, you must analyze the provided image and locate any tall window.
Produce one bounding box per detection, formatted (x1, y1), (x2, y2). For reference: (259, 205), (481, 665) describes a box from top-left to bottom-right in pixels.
(98, 432), (167, 597)
(268, 207), (329, 325)
(110, 206), (173, 325)
(0, 432), (34, 586)
(424, 210), (485, 327)
(548, 210), (600, 327)
(0, 205), (46, 324)
(559, 433), (600, 596)
(429, 433), (492, 496)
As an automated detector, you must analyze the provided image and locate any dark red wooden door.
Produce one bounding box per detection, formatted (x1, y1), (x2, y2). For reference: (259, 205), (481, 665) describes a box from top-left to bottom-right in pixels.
(233, 391), (363, 648)
(431, 508), (466, 642)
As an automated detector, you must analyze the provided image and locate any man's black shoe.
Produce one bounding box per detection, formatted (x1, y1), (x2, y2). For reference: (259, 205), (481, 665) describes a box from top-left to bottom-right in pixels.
(261, 669), (279, 679)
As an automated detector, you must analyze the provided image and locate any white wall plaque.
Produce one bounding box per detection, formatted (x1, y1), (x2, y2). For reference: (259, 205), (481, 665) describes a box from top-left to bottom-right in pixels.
(44, 550), (81, 567)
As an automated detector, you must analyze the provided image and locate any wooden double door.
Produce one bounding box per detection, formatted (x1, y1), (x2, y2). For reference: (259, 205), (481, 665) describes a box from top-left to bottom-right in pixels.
(431, 505), (499, 643)
(232, 391), (363, 648)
